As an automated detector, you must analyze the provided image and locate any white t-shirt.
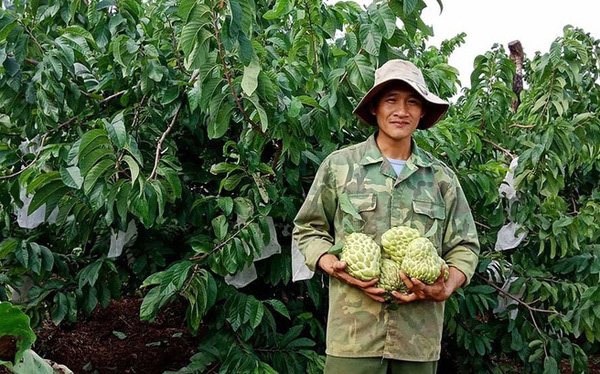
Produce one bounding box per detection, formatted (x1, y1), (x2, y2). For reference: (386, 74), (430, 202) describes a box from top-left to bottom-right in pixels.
(387, 157), (407, 176)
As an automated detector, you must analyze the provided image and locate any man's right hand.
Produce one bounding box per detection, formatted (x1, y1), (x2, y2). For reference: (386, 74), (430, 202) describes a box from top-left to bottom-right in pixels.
(318, 253), (386, 302)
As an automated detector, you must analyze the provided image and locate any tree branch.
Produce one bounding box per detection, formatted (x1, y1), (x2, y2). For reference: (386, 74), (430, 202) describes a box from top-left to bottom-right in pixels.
(482, 138), (515, 159)
(99, 89), (128, 104)
(475, 273), (561, 316)
(475, 221), (491, 230)
(303, 0), (319, 75)
(148, 103), (183, 180)
(189, 218), (256, 261)
(510, 123), (535, 129)
(24, 58), (39, 66)
(0, 134), (48, 180)
(212, 10), (266, 137)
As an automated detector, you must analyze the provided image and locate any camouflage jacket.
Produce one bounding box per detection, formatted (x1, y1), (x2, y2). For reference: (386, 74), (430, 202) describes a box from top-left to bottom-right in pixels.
(292, 133), (480, 361)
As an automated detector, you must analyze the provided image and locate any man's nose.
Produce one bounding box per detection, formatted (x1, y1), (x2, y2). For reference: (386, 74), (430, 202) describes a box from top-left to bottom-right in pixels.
(393, 103), (408, 116)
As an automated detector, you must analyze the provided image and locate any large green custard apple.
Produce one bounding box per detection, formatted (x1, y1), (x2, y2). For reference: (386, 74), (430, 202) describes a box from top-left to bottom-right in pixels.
(340, 233), (381, 281)
(401, 237), (449, 284)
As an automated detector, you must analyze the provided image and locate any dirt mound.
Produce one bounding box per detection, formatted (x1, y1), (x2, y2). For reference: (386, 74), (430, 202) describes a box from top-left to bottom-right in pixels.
(35, 298), (202, 374)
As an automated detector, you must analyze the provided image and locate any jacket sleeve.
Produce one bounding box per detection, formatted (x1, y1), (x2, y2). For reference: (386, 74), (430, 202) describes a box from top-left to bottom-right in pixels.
(441, 174), (480, 285)
(292, 157), (338, 272)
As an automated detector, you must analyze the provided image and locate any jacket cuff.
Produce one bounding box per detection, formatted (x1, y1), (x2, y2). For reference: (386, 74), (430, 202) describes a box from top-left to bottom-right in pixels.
(302, 239), (333, 272)
(444, 247), (479, 286)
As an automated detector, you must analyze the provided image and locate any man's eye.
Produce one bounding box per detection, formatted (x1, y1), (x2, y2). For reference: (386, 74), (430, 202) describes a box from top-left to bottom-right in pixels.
(386, 98), (396, 102)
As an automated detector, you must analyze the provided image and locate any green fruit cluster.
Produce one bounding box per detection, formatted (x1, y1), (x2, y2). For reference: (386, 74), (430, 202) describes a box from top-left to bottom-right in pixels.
(339, 227), (449, 297)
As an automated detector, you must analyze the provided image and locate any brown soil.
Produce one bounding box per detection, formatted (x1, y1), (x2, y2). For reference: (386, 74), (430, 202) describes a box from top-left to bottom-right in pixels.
(35, 298), (203, 374)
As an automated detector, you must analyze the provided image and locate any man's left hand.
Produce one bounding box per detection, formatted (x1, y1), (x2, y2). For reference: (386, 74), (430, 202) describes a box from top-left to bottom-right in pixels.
(391, 265), (466, 303)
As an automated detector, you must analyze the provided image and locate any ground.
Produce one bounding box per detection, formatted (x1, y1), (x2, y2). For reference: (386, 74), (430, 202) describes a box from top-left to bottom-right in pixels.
(34, 298), (202, 374)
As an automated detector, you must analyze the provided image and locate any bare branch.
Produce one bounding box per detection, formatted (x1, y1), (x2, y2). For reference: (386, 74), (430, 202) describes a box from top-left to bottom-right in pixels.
(303, 0), (319, 75)
(189, 218), (256, 261)
(0, 134), (48, 180)
(475, 273), (561, 316)
(482, 138), (515, 159)
(24, 58), (39, 66)
(99, 89), (128, 105)
(510, 123), (535, 129)
(475, 221), (491, 230)
(148, 103), (183, 180)
(212, 10), (266, 137)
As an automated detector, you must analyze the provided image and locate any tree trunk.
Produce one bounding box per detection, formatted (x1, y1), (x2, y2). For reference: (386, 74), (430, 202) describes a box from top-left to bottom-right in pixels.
(509, 40), (524, 112)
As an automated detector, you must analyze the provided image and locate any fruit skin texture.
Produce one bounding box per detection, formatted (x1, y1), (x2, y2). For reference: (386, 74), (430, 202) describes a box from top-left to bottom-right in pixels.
(381, 226), (421, 265)
(340, 233), (381, 281)
(401, 237), (449, 284)
(377, 258), (408, 294)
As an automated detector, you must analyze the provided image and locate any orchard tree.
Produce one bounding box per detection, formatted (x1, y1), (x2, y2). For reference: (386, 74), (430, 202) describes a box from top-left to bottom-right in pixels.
(0, 0), (599, 373)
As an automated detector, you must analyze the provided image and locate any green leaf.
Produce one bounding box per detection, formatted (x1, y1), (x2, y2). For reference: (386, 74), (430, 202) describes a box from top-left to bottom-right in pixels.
(265, 299), (290, 319)
(246, 94), (269, 131)
(28, 181), (70, 216)
(28, 242), (42, 275)
(338, 193), (363, 221)
(346, 55), (375, 91)
(0, 302), (37, 363)
(51, 293), (68, 325)
(263, 0), (293, 20)
(244, 297), (264, 329)
(218, 197), (234, 216)
(208, 102), (234, 140)
(79, 259), (103, 289)
(241, 57), (261, 96)
(121, 155), (140, 184)
(26, 171), (62, 195)
(0, 239), (19, 260)
(359, 24), (382, 56)
(104, 112), (127, 149)
(79, 129), (111, 159)
(83, 158), (116, 194)
(327, 243), (344, 255)
(60, 166), (83, 189)
(368, 3), (396, 39)
(212, 215), (229, 241)
(543, 357), (559, 374)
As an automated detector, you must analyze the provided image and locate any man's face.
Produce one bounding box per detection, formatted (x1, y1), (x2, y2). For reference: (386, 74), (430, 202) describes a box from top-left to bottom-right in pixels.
(371, 83), (424, 145)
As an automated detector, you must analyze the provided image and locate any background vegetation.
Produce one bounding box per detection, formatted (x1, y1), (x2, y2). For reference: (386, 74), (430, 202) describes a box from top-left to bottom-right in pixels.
(0, 0), (599, 373)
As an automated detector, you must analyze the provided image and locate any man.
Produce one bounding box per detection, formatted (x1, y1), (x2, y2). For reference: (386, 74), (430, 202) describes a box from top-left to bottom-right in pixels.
(293, 60), (480, 374)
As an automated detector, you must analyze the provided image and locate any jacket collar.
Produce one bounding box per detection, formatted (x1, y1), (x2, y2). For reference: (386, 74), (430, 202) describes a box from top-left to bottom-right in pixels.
(359, 132), (433, 168)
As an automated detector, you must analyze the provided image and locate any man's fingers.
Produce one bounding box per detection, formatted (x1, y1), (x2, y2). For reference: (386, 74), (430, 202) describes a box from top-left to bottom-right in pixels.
(437, 264), (447, 282)
(364, 292), (386, 303)
(399, 270), (414, 289)
(359, 278), (380, 288)
(411, 278), (427, 291)
(333, 260), (347, 271)
(363, 286), (386, 295)
(392, 291), (417, 303)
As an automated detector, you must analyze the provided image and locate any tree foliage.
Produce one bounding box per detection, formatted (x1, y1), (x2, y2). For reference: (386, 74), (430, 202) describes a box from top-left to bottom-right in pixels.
(0, 0), (599, 373)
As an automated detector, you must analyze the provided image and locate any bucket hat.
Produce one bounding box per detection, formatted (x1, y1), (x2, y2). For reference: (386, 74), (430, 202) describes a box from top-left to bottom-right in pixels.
(353, 59), (449, 129)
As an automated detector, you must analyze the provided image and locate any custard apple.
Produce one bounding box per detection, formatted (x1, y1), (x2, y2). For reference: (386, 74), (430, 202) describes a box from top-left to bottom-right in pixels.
(377, 258), (408, 293)
(381, 226), (421, 265)
(401, 237), (449, 284)
(340, 233), (381, 281)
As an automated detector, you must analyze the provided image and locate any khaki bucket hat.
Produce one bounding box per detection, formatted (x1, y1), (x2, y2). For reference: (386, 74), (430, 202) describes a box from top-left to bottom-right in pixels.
(353, 59), (450, 129)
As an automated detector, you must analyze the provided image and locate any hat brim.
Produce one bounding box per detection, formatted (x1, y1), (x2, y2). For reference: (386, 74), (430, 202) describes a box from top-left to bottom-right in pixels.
(353, 78), (449, 130)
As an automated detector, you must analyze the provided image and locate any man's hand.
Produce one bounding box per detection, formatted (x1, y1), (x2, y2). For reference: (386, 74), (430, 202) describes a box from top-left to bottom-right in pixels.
(318, 253), (387, 302)
(391, 265), (466, 304)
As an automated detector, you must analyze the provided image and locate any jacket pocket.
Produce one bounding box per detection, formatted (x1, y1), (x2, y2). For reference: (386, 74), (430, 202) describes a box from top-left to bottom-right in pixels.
(412, 200), (446, 252)
(348, 193), (377, 213)
(343, 193), (377, 235)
